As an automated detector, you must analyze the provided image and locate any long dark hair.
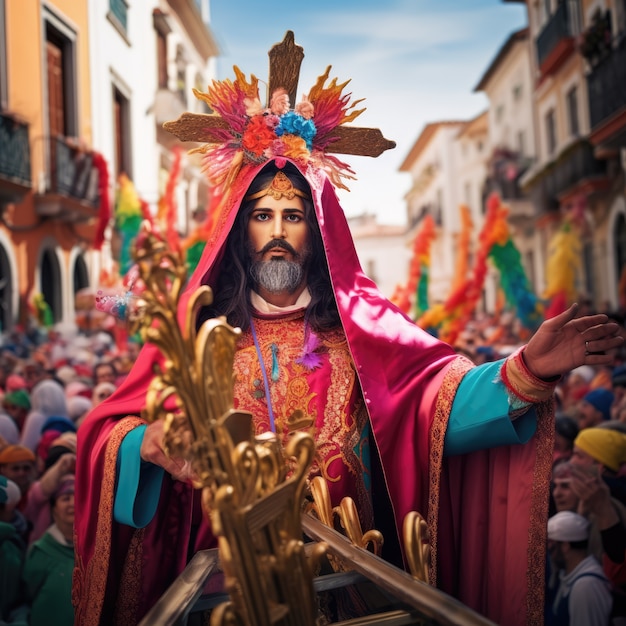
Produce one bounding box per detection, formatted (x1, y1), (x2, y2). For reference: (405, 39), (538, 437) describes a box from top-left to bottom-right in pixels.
(200, 162), (340, 332)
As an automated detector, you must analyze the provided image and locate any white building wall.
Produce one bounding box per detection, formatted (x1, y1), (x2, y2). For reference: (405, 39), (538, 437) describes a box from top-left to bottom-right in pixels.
(431, 126), (465, 303)
(349, 216), (409, 299)
(454, 121), (491, 309)
(480, 30), (545, 303)
(87, 0), (159, 285)
(488, 45), (536, 161)
(87, 0), (217, 287)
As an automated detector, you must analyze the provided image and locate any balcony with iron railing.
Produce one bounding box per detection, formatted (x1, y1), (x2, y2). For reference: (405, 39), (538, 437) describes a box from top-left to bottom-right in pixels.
(536, 1), (575, 73)
(482, 149), (531, 204)
(587, 39), (626, 143)
(0, 111), (32, 204)
(34, 136), (100, 222)
(526, 139), (607, 211)
(408, 203), (442, 231)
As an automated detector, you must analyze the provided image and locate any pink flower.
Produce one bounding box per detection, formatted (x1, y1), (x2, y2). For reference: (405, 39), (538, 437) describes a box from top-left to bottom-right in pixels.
(295, 95), (314, 120)
(244, 97), (264, 117)
(270, 88), (290, 115)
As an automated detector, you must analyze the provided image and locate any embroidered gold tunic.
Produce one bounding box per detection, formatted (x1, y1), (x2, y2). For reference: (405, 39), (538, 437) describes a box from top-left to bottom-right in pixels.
(233, 309), (374, 530)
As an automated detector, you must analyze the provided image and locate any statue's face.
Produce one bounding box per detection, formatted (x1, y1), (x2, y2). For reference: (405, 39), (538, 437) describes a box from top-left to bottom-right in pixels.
(246, 193), (310, 295)
(247, 194), (309, 264)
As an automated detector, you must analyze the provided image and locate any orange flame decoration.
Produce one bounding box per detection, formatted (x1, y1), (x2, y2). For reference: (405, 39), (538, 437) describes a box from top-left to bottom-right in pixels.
(157, 147), (182, 254)
(450, 204), (472, 293)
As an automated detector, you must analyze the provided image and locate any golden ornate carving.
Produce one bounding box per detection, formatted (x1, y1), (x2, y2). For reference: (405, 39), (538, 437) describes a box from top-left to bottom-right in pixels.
(129, 226), (323, 625)
(306, 476), (383, 573)
(403, 511), (431, 584)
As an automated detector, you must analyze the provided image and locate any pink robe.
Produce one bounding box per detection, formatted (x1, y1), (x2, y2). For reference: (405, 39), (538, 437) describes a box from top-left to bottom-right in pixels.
(73, 159), (553, 625)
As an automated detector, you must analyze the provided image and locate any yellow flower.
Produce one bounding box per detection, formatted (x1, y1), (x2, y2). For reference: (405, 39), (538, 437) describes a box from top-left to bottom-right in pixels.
(281, 135), (309, 161)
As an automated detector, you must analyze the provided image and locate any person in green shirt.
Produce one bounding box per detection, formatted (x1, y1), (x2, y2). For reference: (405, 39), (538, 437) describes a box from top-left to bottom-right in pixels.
(23, 475), (74, 626)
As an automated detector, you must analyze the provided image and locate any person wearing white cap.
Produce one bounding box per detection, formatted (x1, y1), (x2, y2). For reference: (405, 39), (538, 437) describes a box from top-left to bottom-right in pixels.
(546, 511), (613, 625)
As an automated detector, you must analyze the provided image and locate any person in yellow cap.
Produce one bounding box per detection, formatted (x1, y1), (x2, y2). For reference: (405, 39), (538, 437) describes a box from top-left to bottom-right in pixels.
(573, 427), (626, 506)
(573, 428), (626, 476)
(572, 428), (626, 615)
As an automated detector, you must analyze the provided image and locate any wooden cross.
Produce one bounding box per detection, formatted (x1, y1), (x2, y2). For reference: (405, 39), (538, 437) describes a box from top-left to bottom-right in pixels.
(163, 31), (396, 158)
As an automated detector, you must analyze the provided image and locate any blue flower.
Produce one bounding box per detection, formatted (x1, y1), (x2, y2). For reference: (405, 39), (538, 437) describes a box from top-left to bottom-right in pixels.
(276, 112), (317, 150)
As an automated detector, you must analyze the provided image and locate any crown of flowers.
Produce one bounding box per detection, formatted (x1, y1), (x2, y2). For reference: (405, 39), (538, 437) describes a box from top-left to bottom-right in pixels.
(190, 67), (364, 192)
(164, 32), (395, 193)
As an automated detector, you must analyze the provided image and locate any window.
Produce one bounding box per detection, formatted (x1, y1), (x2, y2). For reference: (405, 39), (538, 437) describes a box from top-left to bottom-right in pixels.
(44, 12), (78, 192)
(517, 130), (526, 157)
(435, 189), (443, 226)
(45, 17), (78, 139)
(176, 45), (187, 104)
(366, 259), (377, 283)
(0, 0), (7, 110)
(0, 244), (12, 331)
(566, 85), (579, 137)
(464, 182), (472, 208)
(545, 109), (557, 156)
(496, 105), (505, 123)
(73, 255), (89, 295)
(157, 30), (168, 89)
(41, 249), (62, 324)
(513, 84), (523, 102)
(109, 0), (128, 33)
(567, 0), (583, 36)
(113, 85), (131, 178)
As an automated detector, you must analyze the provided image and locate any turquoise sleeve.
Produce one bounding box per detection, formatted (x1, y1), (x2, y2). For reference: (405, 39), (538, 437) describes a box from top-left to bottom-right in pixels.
(443, 359), (537, 457)
(114, 425), (165, 528)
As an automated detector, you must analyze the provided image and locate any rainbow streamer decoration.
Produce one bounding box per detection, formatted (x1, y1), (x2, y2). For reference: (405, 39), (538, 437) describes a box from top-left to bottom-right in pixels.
(157, 147), (182, 255)
(417, 193), (543, 344)
(390, 214), (435, 316)
(411, 215), (436, 318)
(489, 239), (543, 330)
(542, 220), (581, 318)
(114, 174), (144, 275)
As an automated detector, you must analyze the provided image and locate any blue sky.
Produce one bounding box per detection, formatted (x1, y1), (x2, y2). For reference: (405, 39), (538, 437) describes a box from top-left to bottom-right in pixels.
(209, 1), (527, 224)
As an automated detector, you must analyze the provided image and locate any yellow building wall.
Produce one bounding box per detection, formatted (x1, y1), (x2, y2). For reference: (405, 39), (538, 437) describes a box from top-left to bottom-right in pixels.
(2, 0), (94, 312)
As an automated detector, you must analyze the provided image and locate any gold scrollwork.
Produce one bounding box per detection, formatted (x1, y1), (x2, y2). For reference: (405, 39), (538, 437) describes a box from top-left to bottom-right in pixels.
(130, 226), (323, 625)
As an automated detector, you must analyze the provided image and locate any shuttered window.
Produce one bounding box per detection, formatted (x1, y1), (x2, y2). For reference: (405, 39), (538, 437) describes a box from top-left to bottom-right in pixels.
(46, 40), (65, 138)
(113, 86), (131, 178)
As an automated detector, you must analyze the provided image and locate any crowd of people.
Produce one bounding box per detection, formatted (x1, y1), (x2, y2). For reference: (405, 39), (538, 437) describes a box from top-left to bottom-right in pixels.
(0, 326), (132, 625)
(433, 302), (626, 624)
(0, 296), (624, 624)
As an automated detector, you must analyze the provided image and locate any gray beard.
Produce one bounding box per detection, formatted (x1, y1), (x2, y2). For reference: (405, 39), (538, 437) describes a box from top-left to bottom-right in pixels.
(249, 260), (304, 294)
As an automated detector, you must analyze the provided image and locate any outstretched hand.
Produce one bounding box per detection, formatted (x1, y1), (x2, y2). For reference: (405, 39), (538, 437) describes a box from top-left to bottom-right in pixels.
(523, 303), (624, 380)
